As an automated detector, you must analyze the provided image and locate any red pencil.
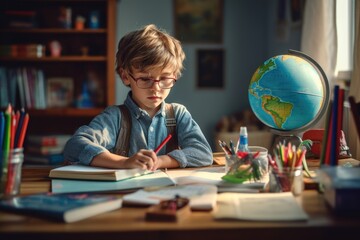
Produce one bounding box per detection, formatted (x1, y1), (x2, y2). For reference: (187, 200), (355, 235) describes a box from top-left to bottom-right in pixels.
(154, 134), (172, 154)
(17, 113), (29, 149)
(10, 111), (17, 149)
(295, 149), (307, 167)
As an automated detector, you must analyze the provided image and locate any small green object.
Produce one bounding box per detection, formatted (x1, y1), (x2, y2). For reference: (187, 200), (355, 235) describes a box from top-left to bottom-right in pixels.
(222, 153), (266, 183)
(299, 139), (313, 178)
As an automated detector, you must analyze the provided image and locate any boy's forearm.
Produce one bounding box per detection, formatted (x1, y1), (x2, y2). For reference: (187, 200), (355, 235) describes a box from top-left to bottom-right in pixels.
(90, 151), (128, 169)
(157, 154), (180, 169)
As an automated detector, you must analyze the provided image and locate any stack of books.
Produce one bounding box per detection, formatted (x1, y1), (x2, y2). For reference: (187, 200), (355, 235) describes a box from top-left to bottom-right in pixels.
(25, 134), (71, 165)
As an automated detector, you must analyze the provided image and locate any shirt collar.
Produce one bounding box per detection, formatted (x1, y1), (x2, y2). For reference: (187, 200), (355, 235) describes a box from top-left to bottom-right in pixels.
(124, 91), (166, 119)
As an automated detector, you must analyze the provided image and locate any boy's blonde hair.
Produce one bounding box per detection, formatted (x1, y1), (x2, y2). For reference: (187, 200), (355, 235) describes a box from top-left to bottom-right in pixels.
(116, 24), (185, 79)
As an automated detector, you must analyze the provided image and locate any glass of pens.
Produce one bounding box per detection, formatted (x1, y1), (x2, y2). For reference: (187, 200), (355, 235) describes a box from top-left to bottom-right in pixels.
(268, 142), (306, 196)
(218, 140), (268, 184)
(0, 105), (29, 199)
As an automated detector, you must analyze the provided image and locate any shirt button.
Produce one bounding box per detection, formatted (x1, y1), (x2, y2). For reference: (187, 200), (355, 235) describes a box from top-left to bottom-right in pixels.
(149, 126), (154, 132)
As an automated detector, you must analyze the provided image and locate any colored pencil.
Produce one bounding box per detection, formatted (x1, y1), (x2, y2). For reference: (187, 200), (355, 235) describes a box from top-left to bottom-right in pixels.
(154, 134), (172, 154)
(0, 112), (4, 151)
(14, 109), (25, 148)
(17, 113), (29, 149)
(3, 105), (12, 151)
(320, 101), (332, 165)
(10, 111), (17, 150)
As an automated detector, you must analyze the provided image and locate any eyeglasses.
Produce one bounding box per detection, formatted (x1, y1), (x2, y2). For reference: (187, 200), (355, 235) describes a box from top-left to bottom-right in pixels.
(128, 73), (176, 89)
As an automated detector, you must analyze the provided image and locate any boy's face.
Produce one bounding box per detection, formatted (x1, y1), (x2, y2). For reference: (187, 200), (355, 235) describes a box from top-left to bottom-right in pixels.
(123, 66), (176, 114)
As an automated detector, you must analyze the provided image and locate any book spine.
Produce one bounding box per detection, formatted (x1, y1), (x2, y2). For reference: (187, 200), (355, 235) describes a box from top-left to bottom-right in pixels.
(330, 86), (339, 166)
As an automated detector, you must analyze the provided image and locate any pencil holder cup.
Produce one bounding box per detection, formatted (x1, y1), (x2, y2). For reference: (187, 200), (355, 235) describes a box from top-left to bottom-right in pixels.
(223, 146), (269, 184)
(0, 148), (24, 199)
(269, 166), (304, 196)
(225, 146), (268, 173)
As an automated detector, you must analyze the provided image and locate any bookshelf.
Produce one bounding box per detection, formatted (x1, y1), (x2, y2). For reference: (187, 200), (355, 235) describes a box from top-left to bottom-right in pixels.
(0, 0), (117, 135)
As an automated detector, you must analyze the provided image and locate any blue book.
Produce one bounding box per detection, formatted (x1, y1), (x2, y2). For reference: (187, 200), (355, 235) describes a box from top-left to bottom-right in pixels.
(329, 85), (339, 166)
(317, 166), (360, 215)
(0, 193), (122, 223)
(25, 153), (65, 165)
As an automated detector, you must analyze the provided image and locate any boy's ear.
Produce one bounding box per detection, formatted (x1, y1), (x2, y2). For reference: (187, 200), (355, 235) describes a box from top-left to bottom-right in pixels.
(119, 68), (131, 86)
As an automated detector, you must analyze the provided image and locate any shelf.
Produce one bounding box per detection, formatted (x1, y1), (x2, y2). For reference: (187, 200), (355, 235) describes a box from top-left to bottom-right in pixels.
(0, 28), (107, 33)
(0, 0), (117, 135)
(0, 28), (107, 34)
(0, 56), (107, 62)
(28, 108), (103, 117)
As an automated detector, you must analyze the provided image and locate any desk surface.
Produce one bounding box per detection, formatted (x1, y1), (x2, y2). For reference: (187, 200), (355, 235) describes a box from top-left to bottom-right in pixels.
(1, 166), (360, 240)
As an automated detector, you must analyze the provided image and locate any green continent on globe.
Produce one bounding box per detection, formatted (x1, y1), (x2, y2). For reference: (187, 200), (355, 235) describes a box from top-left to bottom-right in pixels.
(261, 95), (293, 128)
(249, 58), (276, 86)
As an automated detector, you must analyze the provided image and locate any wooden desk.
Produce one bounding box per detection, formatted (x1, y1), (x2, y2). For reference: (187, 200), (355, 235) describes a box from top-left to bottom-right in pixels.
(1, 166), (360, 240)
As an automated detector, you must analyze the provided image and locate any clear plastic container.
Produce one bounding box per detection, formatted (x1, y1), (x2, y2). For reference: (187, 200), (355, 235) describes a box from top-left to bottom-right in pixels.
(0, 148), (24, 199)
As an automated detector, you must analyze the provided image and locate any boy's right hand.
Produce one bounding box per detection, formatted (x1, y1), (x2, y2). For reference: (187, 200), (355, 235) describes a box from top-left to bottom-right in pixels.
(90, 150), (158, 171)
(125, 149), (159, 171)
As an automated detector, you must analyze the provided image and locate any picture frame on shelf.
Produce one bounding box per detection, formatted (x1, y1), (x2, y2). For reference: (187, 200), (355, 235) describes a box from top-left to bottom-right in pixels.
(174, 0), (223, 43)
(46, 77), (74, 107)
(196, 49), (224, 89)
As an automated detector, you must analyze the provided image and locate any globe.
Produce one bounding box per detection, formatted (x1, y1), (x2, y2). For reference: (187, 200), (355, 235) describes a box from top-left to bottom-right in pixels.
(248, 50), (330, 136)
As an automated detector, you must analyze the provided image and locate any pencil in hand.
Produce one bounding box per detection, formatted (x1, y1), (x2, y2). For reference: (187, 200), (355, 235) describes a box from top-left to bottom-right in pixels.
(154, 134), (172, 154)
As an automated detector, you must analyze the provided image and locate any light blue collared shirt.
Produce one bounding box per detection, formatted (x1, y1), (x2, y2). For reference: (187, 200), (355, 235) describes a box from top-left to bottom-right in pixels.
(63, 92), (213, 167)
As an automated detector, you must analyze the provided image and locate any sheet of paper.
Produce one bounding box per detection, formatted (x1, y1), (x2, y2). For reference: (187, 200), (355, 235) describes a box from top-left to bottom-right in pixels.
(122, 184), (217, 210)
(213, 192), (308, 221)
(166, 166), (267, 192)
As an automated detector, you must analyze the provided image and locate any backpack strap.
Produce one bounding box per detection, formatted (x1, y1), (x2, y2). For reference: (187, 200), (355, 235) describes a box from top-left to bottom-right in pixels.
(114, 105), (131, 156)
(165, 103), (179, 152)
(114, 104), (178, 156)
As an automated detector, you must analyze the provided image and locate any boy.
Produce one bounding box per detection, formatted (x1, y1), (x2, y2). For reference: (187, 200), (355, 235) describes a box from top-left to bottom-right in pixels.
(63, 24), (213, 171)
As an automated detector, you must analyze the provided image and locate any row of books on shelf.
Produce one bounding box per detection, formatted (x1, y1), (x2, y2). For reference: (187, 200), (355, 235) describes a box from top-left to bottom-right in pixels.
(0, 44), (46, 58)
(0, 66), (74, 109)
(1, 8), (102, 30)
(0, 10), (38, 29)
(24, 134), (71, 165)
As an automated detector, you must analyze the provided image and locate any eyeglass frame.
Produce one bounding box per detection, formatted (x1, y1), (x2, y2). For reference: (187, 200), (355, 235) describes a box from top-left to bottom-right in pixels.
(127, 72), (177, 89)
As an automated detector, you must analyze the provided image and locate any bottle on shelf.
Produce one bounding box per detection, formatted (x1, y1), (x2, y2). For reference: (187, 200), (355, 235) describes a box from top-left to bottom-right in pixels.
(237, 126), (249, 153)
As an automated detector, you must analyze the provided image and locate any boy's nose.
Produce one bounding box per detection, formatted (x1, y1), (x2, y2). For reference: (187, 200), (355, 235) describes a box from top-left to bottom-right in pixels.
(150, 80), (162, 90)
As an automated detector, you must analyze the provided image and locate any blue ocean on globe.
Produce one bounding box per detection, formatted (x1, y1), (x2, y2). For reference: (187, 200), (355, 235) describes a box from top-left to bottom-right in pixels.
(248, 54), (325, 131)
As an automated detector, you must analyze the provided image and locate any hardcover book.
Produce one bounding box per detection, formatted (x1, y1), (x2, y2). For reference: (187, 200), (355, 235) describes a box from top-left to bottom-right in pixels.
(26, 134), (71, 147)
(51, 170), (176, 194)
(49, 165), (152, 181)
(27, 145), (65, 155)
(0, 193), (122, 223)
(25, 153), (64, 165)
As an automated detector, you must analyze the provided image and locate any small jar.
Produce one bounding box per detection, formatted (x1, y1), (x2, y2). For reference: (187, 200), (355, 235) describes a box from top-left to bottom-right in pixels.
(0, 148), (24, 199)
(269, 166), (304, 196)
